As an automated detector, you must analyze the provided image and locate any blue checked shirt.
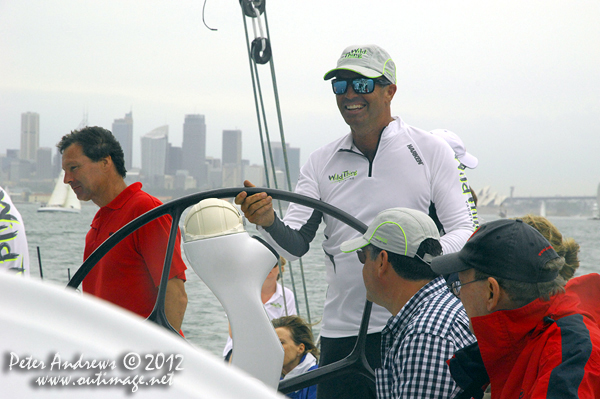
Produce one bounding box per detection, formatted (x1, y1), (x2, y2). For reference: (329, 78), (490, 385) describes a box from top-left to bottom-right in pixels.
(376, 276), (476, 399)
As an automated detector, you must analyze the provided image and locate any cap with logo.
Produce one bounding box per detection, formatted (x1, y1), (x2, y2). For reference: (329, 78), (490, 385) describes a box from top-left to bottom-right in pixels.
(430, 129), (478, 169)
(430, 219), (560, 283)
(340, 207), (440, 262)
(324, 44), (396, 84)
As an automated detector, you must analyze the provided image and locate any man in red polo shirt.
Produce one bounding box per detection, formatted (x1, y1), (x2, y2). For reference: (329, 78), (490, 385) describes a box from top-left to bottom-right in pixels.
(58, 126), (188, 332)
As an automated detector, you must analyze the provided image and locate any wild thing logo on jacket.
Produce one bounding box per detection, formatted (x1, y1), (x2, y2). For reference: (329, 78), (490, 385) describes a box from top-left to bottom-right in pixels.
(329, 170), (358, 183)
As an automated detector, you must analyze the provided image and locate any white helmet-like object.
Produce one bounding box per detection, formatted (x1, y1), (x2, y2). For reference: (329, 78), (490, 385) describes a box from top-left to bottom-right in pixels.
(184, 198), (245, 242)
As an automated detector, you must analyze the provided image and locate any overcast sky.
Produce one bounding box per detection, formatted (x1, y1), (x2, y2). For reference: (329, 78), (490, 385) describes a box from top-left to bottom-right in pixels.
(1, 0), (598, 197)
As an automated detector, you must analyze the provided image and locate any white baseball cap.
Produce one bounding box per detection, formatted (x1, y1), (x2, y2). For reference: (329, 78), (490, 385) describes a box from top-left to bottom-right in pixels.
(323, 44), (396, 84)
(431, 129), (478, 169)
(340, 208), (440, 262)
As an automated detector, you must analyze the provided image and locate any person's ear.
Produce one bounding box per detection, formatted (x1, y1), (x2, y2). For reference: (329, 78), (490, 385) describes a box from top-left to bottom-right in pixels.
(101, 155), (112, 170)
(377, 250), (389, 278)
(385, 84), (397, 102)
(298, 343), (305, 356)
(486, 277), (502, 312)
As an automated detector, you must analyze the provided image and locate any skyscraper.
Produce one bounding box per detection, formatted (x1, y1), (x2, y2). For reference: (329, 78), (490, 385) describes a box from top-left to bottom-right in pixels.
(266, 142), (301, 189)
(244, 164), (265, 187)
(222, 129), (242, 188)
(36, 147), (53, 180)
(166, 143), (183, 176)
(141, 126), (168, 186)
(222, 129), (242, 164)
(20, 112), (39, 161)
(112, 112), (133, 170)
(182, 114), (206, 188)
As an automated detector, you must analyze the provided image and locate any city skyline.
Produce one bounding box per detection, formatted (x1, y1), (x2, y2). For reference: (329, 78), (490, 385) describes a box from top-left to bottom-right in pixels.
(4, 110), (293, 173)
(4, 110), (302, 196)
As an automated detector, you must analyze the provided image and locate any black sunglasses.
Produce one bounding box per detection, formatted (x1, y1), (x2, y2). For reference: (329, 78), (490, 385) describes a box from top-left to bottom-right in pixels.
(331, 77), (389, 95)
(357, 248), (368, 264)
(447, 277), (488, 297)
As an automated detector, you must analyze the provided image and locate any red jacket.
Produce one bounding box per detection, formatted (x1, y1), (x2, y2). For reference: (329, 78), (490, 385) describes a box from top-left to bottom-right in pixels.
(472, 273), (600, 398)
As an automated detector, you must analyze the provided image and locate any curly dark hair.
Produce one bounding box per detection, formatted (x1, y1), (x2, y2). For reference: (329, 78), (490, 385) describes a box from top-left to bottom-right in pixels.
(57, 126), (127, 178)
(518, 214), (580, 281)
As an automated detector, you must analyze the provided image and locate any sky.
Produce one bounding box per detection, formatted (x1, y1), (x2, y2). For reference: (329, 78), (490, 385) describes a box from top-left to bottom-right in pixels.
(1, 0), (598, 197)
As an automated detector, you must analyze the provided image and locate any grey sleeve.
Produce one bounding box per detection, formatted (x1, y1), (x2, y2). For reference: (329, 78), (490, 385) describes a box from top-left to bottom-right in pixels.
(263, 210), (323, 257)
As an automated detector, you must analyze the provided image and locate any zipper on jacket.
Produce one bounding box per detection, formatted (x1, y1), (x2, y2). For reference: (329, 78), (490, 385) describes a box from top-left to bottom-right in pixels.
(337, 148), (372, 175)
(338, 129), (384, 177)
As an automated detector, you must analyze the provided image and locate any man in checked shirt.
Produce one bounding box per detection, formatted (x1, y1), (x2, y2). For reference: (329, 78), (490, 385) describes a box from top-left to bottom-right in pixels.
(341, 207), (476, 398)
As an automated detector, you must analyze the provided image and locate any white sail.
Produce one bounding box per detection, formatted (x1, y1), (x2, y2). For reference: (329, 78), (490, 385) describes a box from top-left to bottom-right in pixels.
(592, 183), (600, 219)
(540, 200), (547, 218)
(65, 180), (82, 211)
(38, 170), (81, 213)
(45, 170), (69, 207)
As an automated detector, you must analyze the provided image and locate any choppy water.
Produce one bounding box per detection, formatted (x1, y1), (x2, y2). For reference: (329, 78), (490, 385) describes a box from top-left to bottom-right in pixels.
(17, 202), (600, 358)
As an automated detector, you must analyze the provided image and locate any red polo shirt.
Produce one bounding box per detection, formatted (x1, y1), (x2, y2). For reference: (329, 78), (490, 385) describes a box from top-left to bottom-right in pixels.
(83, 182), (187, 318)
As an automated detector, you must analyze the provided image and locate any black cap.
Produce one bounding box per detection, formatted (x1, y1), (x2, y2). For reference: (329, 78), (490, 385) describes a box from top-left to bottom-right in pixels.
(430, 219), (560, 283)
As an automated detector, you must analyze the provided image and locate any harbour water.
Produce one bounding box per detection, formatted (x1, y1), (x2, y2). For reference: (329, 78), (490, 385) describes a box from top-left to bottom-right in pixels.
(16, 201), (600, 358)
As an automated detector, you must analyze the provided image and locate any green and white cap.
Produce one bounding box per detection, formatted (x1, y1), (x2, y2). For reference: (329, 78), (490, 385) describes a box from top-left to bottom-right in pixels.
(323, 44), (396, 84)
(340, 208), (440, 262)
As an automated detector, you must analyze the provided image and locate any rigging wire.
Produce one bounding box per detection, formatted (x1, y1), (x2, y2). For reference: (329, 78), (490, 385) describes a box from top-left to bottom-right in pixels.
(239, 0), (312, 325)
(242, 8), (296, 315)
(202, 0), (217, 31)
(242, 15), (271, 187)
(262, 7), (312, 326)
(241, 4), (299, 316)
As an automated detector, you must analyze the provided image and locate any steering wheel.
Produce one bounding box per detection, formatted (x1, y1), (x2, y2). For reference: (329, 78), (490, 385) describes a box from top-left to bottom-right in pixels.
(66, 187), (375, 392)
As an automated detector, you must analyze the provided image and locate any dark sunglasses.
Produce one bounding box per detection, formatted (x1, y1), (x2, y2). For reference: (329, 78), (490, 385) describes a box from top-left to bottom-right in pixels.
(447, 277), (488, 298)
(331, 78), (388, 95)
(357, 248), (368, 264)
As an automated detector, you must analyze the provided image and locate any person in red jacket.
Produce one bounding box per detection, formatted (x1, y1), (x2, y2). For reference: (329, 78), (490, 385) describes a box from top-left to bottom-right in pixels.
(431, 219), (600, 399)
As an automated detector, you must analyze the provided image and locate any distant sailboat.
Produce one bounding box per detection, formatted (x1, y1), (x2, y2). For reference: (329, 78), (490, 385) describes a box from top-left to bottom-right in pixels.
(498, 206), (507, 219)
(591, 203), (599, 220)
(37, 170), (81, 213)
(540, 200), (547, 218)
(591, 183), (600, 220)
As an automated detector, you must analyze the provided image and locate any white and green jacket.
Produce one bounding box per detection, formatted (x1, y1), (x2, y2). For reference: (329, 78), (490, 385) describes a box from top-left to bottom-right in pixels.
(259, 117), (479, 338)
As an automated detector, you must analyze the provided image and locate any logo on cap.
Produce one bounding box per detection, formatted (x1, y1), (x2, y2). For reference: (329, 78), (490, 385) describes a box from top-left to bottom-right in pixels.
(343, 48), (368, 59)
(374, 235), (388, 244)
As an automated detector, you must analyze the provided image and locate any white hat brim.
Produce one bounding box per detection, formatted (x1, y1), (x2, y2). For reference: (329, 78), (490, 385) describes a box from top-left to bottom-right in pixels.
(340, 236), (370, 253)
(323, 66), (384, 81)
(459, 152), (479, 169)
